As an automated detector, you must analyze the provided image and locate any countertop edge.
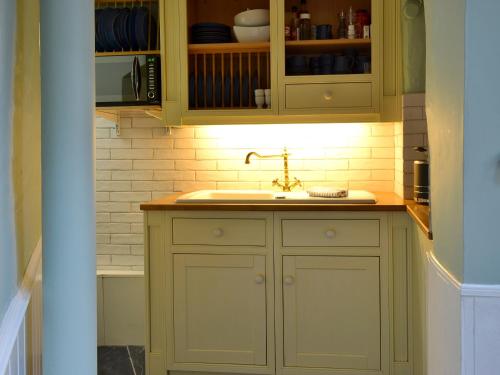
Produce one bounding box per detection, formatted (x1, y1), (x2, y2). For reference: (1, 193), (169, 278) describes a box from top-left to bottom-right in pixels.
(139, 192), (432, 239)
(405, 200), (433, 240)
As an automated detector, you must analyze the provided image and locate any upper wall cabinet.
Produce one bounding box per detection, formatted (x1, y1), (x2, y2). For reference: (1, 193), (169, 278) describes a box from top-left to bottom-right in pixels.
(142, 0), (401, 125)
(94, 0), (166, 122)
(277, 0), (381, 120)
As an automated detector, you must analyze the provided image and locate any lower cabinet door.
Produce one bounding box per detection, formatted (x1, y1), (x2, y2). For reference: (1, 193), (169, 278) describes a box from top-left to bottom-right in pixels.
(282, 256), (381, 371)
(173, 254), (267, 366)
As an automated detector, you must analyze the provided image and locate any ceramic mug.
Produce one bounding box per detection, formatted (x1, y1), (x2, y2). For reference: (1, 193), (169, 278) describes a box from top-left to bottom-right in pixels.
(333, 55), (354, 74)
(316, 24), (332, 40)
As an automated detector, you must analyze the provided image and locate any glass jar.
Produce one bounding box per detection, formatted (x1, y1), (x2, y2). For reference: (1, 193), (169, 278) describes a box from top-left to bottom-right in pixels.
(299, 13), (311, 40)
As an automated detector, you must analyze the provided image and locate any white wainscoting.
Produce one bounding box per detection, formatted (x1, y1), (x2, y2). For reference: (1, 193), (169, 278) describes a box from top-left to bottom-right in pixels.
(462, 284), (500, 375)
(0, 241), (43, 375)
(426, 252), (462, 375)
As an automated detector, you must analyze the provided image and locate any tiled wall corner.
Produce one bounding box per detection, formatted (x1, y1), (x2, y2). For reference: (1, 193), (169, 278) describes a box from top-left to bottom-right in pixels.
(95, 117), (397, 270)
(395, 93), (429, 199)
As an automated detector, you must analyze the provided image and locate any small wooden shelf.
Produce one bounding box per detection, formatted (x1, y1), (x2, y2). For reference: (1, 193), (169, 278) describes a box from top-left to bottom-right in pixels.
(95, 50), (161, 57)
(96, 105), (162, 122)
(188, 42), (270, 54)
(285, 38), (371, 53)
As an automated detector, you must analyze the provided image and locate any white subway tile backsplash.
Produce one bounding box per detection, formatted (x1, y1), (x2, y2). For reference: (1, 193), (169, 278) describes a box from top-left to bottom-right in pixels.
(112, 170), (154, 181)
(111, 148), (154, 160)
(110, 192), (152, 202)
(96, 181), (131, 192)
(96, 138), (132, 149)
(95, 120), (401, 270)
(96, 149), (111, 159)
(96, 160), (132, 170)
(96, 223), (131, 234)
(112, 128), (153, 139)
(111, 213), (144, 223)
(97, 244), (131, 255)
(132, 138), (174, 149)
(133, 159), (174, 170)
(131, 180), (173, 192)
(110, 234), (144, 245)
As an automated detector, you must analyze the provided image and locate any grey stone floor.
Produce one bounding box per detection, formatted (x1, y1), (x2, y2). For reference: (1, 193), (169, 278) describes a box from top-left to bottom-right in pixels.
(98, 346), (144, 375)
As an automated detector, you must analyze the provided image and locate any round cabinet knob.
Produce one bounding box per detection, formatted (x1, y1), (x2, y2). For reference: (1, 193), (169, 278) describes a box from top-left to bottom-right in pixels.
(323, 90), (333, 101)
(212, 228), (224, 237)
(284, 276), (295, 285)
(325, 229), (336, 239)
(255, 274), (265, 284)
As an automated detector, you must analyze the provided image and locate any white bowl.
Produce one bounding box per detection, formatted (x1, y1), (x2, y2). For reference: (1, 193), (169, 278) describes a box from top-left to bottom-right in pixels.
(233, 25), (270, 43)
(234, 9), (270, 27)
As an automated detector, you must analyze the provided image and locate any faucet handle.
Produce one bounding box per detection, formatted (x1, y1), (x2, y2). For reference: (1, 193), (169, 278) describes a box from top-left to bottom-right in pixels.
(291, 177), (302, 189)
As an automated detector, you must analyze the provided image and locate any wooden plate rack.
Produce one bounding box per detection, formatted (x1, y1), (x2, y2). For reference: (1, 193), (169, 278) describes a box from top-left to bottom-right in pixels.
(188, 44), (271, 110)
(95, 0), (160, 55)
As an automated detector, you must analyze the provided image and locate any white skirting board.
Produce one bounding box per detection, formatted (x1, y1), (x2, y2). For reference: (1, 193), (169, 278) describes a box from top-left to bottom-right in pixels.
(426, 252), (462, 375)
(426, 251), (500, 375)
(0, 240), (43, 375)
(461, 285), (500, 375)
(97, 271), (145, 346)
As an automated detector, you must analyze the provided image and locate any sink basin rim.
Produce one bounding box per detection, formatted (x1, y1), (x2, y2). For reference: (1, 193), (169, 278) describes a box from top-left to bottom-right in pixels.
(175, 190), (377, 204)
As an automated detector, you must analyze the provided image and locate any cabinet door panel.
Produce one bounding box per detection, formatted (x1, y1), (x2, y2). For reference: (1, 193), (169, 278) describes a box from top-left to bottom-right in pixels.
(173, 254), (267, 366)
(283, 256), (380, 370)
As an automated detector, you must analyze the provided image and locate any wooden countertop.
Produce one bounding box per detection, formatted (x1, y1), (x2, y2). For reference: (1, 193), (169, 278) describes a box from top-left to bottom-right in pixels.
(140, 192), (433, 239)
(140, 192), (407, 212)
(405, 200), (432, 240)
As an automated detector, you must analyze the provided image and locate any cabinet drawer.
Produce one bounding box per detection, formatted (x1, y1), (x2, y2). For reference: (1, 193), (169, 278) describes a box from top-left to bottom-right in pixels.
(285, 82), (372, 109)
(172, 218), (267, 246)
(281, 219), (380, 247)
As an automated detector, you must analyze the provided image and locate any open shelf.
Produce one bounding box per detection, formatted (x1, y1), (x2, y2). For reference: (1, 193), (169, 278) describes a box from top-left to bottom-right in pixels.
(285, 39), (371, 53)
(188, 42), (270, 54)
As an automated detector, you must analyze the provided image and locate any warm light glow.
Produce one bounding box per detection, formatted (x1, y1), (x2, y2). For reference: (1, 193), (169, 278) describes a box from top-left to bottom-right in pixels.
(204, 123), (375, 154)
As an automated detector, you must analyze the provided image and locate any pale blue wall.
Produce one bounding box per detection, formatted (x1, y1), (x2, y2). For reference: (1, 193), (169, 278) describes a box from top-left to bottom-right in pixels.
(0, 0), (18, 318)
(463, 0), (500, 284)
(424, 0), (465, 281)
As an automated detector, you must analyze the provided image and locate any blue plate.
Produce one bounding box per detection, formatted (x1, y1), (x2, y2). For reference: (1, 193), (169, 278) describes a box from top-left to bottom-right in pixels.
(206, 74), (213, 107)
(128, 7), (139, 50)
(224, 72), (231, 106)
(114, 9), (130, 50)
(135, 7), (149, 50)
(95, 9), (105, 51)
(189, 73), (195, 107)
(233, 72), (240, 106)
(102, 8), (121, 51)
(197, 73), (205, 107)
(242, 73), (249, 107)
(215, 73), (222, 107)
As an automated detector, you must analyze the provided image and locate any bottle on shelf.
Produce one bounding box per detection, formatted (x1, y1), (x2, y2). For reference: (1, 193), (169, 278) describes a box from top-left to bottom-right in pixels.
(338, 10), (347, 39)
(299, 12), (311, 40)
(347, 6), (356, 39)
(290, 5), (300, 41)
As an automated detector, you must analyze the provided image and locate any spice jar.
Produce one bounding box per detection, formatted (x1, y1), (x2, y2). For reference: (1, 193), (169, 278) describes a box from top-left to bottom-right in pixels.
(299, 13), (311, 40)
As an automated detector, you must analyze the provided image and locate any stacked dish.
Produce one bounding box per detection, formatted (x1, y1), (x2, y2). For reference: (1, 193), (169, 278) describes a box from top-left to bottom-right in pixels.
(191, 23), (232, 44)
(233, 9), (270, 43)
(286, 55), (309, 75)
(95, 7), (156, 52)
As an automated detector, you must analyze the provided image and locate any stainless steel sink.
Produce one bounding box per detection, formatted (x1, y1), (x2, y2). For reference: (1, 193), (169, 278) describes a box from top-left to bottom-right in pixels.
(175, 190), (377, 204)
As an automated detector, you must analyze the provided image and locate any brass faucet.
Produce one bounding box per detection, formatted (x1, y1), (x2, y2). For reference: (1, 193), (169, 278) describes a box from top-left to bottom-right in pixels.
(245, 147), (302, 192)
